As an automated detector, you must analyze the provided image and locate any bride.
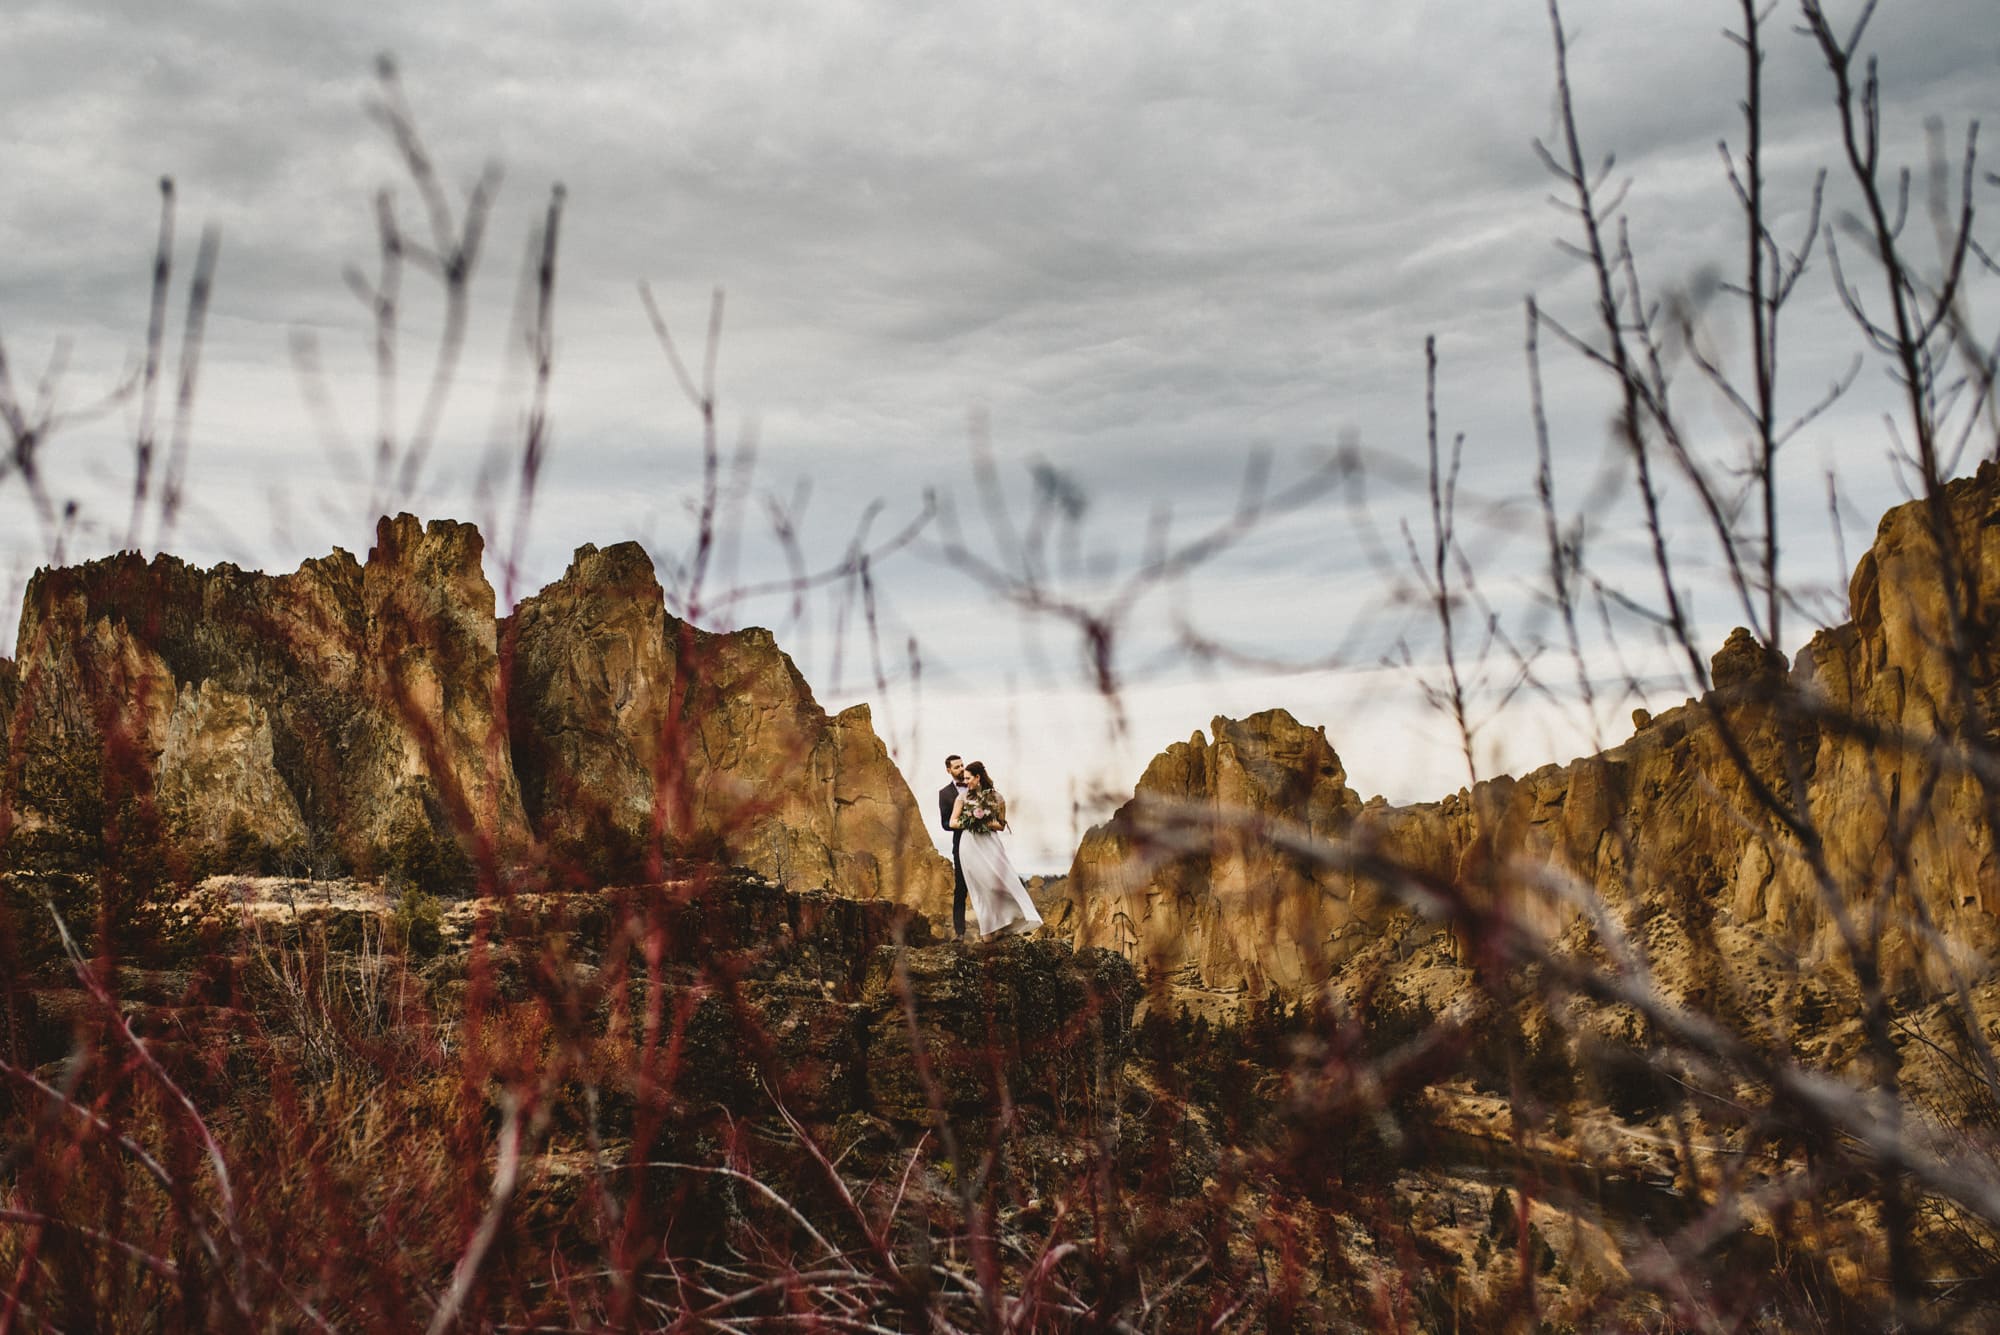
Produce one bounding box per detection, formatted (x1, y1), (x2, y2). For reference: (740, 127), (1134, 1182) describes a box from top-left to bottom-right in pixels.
(948, 761), (1043, 939)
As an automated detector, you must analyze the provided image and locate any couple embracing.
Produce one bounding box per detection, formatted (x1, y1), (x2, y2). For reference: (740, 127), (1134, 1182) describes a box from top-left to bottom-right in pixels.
(937, 755), (1044, 941)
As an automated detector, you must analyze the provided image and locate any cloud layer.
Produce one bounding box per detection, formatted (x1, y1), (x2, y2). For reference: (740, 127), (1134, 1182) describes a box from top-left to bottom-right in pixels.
(2, 0), (1994, 863)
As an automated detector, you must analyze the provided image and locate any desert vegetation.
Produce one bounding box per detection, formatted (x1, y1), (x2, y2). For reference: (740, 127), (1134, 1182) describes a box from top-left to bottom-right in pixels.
(3, 1), (2000, 1330)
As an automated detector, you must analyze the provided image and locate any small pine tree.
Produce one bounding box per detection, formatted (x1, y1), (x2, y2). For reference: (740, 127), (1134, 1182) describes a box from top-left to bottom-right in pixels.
(1488, 1187), (1518, 1249)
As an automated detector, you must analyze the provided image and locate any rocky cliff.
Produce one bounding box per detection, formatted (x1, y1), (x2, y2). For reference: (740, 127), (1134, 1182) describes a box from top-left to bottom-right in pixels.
(0, 517), (949, 917)
(1066, 708), (1365, 995)
(6, 515), (523, 876)
(504, 540), (951, 918)
(1069, 466), (2000, 1002)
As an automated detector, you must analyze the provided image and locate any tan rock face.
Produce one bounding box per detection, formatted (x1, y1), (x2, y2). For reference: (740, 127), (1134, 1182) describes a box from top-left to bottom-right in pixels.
(4, 515), (527, 875)
(503, 542), (671, 850)
(356, 515), (526, 857)
(1069, 465), (2000, 1001)
(0, 655), (15, 823)
(505, 541), (952, 918)
(1, 519), (944, 917)
(1785, 474), (2000, 947)
(1073, 679), (1831, 999)
(1067, 708), (1363, 993)
(157, 681), (307, 859)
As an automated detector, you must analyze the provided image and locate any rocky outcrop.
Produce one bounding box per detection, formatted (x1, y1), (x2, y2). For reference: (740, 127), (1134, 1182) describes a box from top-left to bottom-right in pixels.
(1781, 477), (2000, 951)
(1067, 708), (1364, 993)
(502, 542), (672, 855)
(858, 935), (1137, 1124)
(504, 541), (952, 919)
(4, 515), (526, 873)
(0, 519), (948, 918)
(0, 655), (15, 762)
(20, 867), (1130, 1133)
(1069, 466), (2000, 1001)
(156, 682), (308, 856)
(0, 655), (15, 852)
(1067, 686), (1814, 1001)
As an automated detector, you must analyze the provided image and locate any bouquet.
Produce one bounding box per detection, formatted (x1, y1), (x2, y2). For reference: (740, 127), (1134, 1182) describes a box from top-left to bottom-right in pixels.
(958, 789), (1004, 834)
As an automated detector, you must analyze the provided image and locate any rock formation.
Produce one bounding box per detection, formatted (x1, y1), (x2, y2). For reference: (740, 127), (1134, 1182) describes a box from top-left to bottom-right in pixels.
(11, 473), (2000, 1327)
(505, 540), (951, 918)
(155, 681), (309, 857)
(7, 866), (1130, 1133)
(859, 933), (1137, 1124)
(1036, 468), (2000, 1326)
(1068, 465), (2000, 1002)
(1066, 708), (1364, 994)
(5, 515), (526, 875)
(0, 654), (17, 815)
(0, 516), (949, 918)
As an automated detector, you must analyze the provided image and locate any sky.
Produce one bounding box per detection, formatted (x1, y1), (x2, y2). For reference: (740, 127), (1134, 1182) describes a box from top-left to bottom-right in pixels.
(2, 0), (1995, 868)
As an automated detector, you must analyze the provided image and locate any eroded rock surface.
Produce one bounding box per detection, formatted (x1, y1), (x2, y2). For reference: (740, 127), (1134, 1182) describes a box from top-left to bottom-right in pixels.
(1066, 708), (1364, 993)
(25, 868), (1126, 1133)
(156, 681), (308, 861)
(4, 515), (525, 873)
(0, 519), (947, 919)
(859, 935), (1138, 1124)
(1069, 466), (2000, 1004)
(504, 541), (952, 918)
(0, 656), (16, 788)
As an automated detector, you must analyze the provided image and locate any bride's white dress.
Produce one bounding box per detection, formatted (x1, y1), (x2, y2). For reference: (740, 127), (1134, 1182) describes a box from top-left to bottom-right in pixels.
(959, 828), (1042, 938)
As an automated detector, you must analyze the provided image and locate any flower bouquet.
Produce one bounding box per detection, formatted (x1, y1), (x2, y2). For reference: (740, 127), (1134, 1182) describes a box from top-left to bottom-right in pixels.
(959, 789), (1003, 834)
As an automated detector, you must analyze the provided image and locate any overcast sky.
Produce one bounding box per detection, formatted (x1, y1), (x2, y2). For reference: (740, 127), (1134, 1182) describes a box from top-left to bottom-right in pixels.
(3, 0), (1995, 866)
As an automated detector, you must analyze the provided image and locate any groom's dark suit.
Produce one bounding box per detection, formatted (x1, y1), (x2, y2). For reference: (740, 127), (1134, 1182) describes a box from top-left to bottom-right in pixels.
(938, 780), (967, 937)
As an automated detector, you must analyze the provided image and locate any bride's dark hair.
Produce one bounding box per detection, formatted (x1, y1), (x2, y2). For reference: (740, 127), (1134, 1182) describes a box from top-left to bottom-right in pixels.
(964, 760), (997, 797)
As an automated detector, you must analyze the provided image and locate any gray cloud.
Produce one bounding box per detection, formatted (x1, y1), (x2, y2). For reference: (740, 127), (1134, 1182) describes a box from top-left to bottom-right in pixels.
(2, 0), (1994, 850)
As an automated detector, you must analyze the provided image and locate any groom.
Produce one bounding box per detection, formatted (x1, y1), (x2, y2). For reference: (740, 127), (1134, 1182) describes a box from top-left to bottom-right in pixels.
(937, 754), (968, 939)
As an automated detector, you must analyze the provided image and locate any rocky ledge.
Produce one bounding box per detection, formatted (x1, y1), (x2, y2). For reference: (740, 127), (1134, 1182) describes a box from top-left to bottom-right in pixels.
(8, 867), (1134, 1135)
